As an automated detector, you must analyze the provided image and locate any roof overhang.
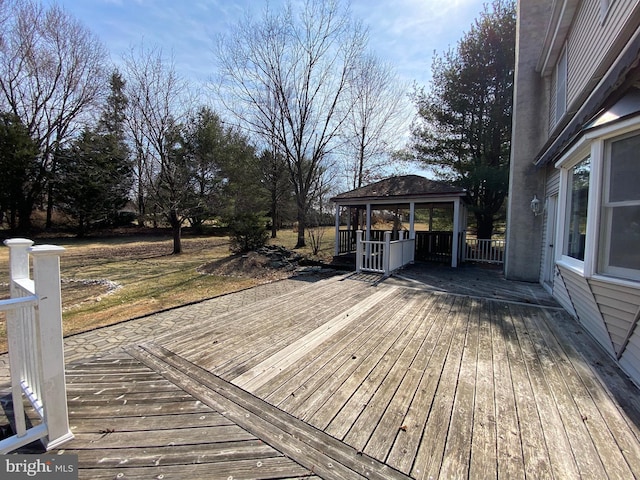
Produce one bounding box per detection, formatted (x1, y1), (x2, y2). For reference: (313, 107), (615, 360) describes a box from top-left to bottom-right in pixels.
(332, 192), (468, 208)
(535, 27), (640, 166)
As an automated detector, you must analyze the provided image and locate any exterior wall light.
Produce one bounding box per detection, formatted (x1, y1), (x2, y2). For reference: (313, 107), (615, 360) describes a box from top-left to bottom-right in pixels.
(530, 194), (543, 216)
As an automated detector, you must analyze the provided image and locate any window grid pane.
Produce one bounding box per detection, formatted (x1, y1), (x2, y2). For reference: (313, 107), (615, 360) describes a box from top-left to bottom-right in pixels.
(566, 157), (590, 261)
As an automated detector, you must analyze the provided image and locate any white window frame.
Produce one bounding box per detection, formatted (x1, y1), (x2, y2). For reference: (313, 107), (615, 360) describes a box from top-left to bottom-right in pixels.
(598, 131), (640, 281)
(556, 147), (594, 275)
(555, 115), (640, 282)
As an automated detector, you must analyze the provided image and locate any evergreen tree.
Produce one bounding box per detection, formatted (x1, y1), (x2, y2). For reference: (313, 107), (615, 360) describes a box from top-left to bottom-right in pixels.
(0, 113), (38, 230)
(56, 129), (132, 236)
(182, 107), (228, 232)
(55, 73), (132, 236)
(259, 148), (294, 238)
(412, 0), (515, 239)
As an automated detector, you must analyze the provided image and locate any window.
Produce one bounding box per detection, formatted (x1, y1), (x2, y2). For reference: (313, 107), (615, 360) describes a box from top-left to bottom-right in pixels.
(599, 132), (640, 280)
(565, 156), (590, 261)
(555, 45), (568, 124)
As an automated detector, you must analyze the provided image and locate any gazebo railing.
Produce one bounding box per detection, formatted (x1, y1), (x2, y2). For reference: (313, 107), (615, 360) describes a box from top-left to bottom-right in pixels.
(356, 230), (414, 276)
(463, 238), (505, 264)
(337, 230), (357, 255)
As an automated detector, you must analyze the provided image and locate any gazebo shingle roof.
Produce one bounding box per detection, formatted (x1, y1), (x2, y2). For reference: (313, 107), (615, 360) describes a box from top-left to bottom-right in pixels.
(330, 175), (465, 202)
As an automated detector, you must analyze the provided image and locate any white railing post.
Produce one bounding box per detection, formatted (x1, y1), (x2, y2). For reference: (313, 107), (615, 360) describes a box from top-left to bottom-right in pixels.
(384, 231), (391, 276)
(3, 239), (34, 441)
(29, 244), (73, 450)
(356, 230), (363, 273)
(5, 238), (33, 283)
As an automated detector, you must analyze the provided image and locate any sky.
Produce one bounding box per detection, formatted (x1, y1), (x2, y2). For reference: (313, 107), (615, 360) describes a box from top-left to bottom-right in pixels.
(47, 0), (487, 91)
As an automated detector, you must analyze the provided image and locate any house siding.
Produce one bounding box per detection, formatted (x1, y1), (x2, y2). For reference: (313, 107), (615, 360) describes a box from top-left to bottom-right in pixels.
(568, 0), (640, 106)
(512, 0), (640, 387)
(549, 0), (640, 133)
(620, 328), (640, 385)
(553, 267), (577, 315)
(589, 278), (640, 355)
(557, 265), (616, 357)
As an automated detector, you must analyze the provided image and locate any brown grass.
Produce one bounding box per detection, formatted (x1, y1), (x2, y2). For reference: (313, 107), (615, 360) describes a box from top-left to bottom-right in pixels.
(0, 228), (337, 352)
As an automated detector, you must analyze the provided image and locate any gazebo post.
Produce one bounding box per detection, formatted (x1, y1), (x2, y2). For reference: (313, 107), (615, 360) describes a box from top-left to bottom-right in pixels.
(334, 204), (341, 256)
(409, 202), (416, 240)
(365, 204), (371, 241)
(452, 198), (461, 268)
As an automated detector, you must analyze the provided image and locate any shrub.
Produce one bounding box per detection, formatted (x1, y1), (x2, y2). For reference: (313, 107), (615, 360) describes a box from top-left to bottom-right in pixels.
(228, 213), (269, 253)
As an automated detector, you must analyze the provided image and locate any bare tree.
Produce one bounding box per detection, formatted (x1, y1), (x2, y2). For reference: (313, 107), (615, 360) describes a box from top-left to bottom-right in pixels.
(216, 0), (367, 248)
(0, 0), (107, 231)
(344, 54), (409, 189)
(123, 43), (190, 253)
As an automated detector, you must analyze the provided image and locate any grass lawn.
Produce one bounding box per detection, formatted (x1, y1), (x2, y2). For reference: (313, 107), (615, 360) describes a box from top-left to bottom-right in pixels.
(0, 227), (337, 353)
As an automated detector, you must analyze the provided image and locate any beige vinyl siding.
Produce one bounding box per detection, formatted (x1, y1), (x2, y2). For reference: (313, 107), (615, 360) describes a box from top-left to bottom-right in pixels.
(620, 328), (640, 387)
(558, 265), (615, 356)
(589, 278), (640, 354)
(549, 63), (558, 131)
(545, 167), (561, 196)
(553, 268), (577, 315)
(566, 0), (640, 110)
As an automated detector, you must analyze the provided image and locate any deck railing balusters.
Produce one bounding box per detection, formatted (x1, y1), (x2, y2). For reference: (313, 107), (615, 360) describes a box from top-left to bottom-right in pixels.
(0, 239), (73, 453)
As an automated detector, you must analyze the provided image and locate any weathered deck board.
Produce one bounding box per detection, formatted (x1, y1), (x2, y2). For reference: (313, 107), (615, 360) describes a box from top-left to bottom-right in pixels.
(57, 354), (316, 480)
(2, 268), (639, 480)
(254, 288), (414, 406)
(439, 297), (480, 479)
(531, 308), (640, 477)
(233, 286), (400, 390)
(130, 343), (413, 480)
(468, 298), (498, 480)
(164, 276), (367, 369)
(499, 302), (554, 480)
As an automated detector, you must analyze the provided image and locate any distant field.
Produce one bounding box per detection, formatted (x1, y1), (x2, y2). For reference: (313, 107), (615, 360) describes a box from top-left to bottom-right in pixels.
(0, 228), (337, 352)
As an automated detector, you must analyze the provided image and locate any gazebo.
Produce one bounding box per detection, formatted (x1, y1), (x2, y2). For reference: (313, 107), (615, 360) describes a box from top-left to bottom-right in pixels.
(331, 175), (468, 272)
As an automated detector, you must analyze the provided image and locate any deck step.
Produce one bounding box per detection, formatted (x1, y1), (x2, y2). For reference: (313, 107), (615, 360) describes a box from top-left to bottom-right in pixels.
(129, 343), (412, 480)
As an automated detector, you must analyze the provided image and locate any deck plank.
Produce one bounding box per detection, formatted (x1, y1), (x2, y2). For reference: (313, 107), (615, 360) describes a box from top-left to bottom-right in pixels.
(57, 354), (314, 480)
(322, 294), (441, 447)
(384, 294), (454, 474)
(509, 305), (607, 479)
(488, 300), (526, 480)
(524, 306), (637, 479)
(410, 296), (470, 480)
(252, 289), (410, 404)
(233, 286), (400, 390)
(361, 293), (444, 461)
(284, 291), (425, 424)
(130, 343), (413, 480)
(3, 268), (636, 480)
(260, 289), (416, 410)
(501, 302), (555, 480)
(468, 298), (498, 480)
(439, 297), (480, 479)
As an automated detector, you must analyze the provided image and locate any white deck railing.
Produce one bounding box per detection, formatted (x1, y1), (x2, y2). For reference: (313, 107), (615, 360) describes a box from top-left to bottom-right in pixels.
(356, 230), (415, 276)
(463, 238), (505, 264)
(0, 239), (73, 453)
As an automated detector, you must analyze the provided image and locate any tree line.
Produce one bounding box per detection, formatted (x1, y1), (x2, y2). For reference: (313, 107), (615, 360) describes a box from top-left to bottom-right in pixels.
(0, 0), (516, 253)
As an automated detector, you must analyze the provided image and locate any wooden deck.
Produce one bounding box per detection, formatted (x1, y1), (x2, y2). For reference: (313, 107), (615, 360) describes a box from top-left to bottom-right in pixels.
(3, 265), (640, 479)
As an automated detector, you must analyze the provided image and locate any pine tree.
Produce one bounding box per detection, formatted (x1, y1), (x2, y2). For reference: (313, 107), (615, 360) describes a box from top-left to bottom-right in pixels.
(55, 71), (132, 236)
(412, 0), (515, 239)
